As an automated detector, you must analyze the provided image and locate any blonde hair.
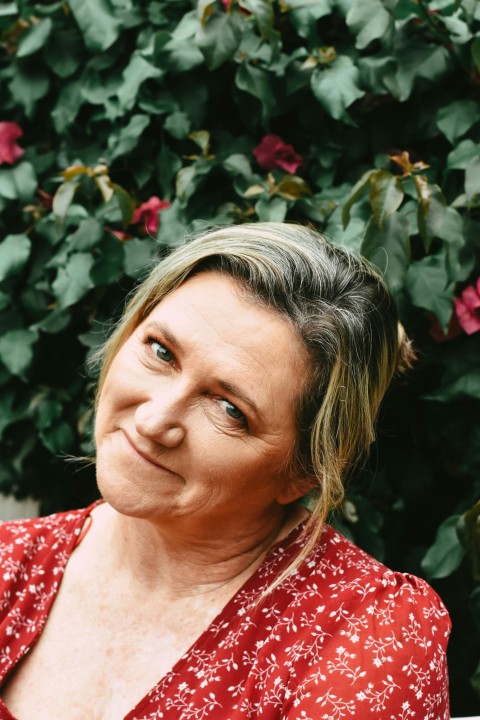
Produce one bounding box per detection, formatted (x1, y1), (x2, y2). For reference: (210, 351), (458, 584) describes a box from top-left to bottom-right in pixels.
(94, 223), (413, 590)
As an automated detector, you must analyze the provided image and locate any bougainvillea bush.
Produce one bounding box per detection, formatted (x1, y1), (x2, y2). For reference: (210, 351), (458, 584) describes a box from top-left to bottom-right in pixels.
(0, 0), (479, 710)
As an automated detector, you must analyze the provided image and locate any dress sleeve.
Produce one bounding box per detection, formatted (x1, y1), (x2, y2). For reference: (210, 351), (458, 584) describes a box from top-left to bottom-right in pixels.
(281, 572), (451, 720)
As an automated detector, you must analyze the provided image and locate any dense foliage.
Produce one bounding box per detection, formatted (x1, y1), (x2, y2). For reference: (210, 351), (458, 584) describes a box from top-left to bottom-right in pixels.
(0, 0), (479, 711)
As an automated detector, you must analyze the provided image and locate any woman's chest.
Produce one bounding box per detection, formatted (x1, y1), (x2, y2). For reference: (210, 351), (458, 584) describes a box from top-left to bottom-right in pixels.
(0, 580), (224, 720)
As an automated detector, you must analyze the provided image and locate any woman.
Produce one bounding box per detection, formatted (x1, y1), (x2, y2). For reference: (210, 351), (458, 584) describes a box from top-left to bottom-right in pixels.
(0, 223), (450, 720)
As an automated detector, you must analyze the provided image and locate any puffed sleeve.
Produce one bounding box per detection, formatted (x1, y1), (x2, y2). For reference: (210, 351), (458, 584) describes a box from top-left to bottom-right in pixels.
(281, 571), (451, 720)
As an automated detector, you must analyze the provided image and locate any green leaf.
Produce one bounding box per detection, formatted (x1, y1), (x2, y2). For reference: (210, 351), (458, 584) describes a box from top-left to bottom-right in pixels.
(52, 253), (95, 309)
(52, 181), (80, 221)
(392, 42), (449, 102)
(117, 53), (162, 111)
(465, 156), (480, 203)
(112, 184), (135, 227)
(241, 0), (280, 45)
(68, 218), (103, 252)
(0, 162), (37, 202)
(107, 114), (150, 161)
(33, 309), (71, 334)
(346, 0), (393, 50)
(446, 139), (479, 170)
(0, 328), (38, 378)
(284, 0), (331, 39)
(90, 235), (125, 286)
(311, 55), (364, 122)
(176, 165), (196, 201)
(439, 12), (472, 45)
(361, 212), (410, 295)
(426, 371), (480, 402)
(223, 154), (253, 181)
(9, 65), (49, 117)
(34, 397), (63, 431)
(69, 0), (122, 51)
(236, 63), (276, 122)
(123, 238), (159, 279)
(40, 420), (75, 454)
(369, 170), (404, 229)
(196, 12), (243, 70)
(44, 30), (83, 78)
(0, 389), (22, 441)
(255, 196), (288, 222)
(421, 515), (465, 579)
(52, 80), (84, 132)
(154, 12), (204, 71)
(416, 186), (462, 253)
(164, 111), (191, 140)
(156, 199), (189, 247)
(342, 169), (376, 228)
(0, 234), (31, 282)
(437, 100), (479, 144)
(405, 252), (453, 331)
(16, 18), (53, 57)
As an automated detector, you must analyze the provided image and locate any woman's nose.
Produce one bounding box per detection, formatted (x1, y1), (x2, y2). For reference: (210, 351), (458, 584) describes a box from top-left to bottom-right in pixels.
(134, 391), (186, 447)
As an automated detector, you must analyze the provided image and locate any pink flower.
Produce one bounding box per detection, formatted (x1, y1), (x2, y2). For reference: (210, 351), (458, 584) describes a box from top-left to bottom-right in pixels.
(454, 278), (480, 335)
(0, 122), (24, 165)
(253, 135), (303, 175)
(131, 196), (171, 235)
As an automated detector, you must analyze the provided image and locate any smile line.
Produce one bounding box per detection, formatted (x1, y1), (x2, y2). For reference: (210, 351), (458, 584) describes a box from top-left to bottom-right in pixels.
(123, 431), (176, 473)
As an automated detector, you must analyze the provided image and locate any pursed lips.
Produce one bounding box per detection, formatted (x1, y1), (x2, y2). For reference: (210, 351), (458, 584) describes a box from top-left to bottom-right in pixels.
(122, 430), (176, 474)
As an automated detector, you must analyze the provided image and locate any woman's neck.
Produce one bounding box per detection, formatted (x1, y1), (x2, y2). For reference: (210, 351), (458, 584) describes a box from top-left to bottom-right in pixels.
(84, 501), (307, 600)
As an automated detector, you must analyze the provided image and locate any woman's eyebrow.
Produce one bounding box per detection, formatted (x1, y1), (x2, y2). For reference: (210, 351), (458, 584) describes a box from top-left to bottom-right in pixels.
(146, 320), (182, 351)
(217, 379), (261, 420)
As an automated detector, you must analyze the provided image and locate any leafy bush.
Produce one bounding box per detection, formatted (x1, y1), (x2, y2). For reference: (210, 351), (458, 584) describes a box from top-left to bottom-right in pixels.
(0, 0), (479, 710)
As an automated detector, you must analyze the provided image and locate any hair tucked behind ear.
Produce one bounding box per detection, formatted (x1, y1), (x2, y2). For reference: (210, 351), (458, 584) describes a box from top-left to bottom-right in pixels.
(94, 222), (413, 595)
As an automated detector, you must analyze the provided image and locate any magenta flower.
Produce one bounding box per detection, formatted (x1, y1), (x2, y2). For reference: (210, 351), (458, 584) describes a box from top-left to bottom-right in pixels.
(454, 278), (480, 335)
(131, 196), (171, 235)
(253, 135), (303, 175)
(0, 122), (24, 165)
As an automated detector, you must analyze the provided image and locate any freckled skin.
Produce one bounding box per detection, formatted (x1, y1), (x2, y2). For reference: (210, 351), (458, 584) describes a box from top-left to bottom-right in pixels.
(95, 271), (309, 544)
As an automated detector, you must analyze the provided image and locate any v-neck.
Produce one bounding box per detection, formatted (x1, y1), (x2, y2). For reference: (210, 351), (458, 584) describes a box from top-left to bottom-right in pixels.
(0, 502), (307, 720)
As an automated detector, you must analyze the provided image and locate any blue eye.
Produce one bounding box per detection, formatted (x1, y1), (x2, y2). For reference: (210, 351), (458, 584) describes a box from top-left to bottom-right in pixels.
(148, 338), (174, 363)
(220, 399), (246, 425)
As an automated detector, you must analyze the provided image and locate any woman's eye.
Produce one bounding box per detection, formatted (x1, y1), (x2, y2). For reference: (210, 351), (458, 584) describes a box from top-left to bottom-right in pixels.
(148, 338), (174, 363)
(220, 399), (247, 425)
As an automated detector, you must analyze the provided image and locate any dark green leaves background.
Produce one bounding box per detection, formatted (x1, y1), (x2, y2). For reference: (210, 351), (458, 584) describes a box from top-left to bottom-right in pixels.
(1, 0), (480, 710)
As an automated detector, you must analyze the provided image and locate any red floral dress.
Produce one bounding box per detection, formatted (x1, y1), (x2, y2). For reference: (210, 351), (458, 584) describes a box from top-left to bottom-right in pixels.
(0, 503), (450, 720)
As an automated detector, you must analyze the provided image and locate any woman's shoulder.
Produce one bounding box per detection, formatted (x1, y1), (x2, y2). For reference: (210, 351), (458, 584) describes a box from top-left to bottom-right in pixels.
(265, 525), (451, 717)
(0, 501), (98, 571)
(276, 521), (451, 629)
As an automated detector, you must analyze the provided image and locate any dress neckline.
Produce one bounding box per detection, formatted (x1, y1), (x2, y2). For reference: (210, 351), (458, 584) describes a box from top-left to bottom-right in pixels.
(0, 501), (309, 720)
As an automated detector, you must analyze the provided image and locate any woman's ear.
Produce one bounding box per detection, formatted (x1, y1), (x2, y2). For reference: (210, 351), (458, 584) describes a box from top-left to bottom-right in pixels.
(276, 474), (319, 506)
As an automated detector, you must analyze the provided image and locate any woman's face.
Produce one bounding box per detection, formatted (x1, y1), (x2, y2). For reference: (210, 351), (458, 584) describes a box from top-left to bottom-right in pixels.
(94, 271), (309, 537)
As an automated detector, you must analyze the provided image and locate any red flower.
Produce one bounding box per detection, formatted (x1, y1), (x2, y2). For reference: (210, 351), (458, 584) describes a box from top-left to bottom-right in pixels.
(253, 135), (303, 175)
(131, 196), (171, 235)
(454, 279), (480, 335)
(220, 0), (232, 9)
(0, 122), (24, 165)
